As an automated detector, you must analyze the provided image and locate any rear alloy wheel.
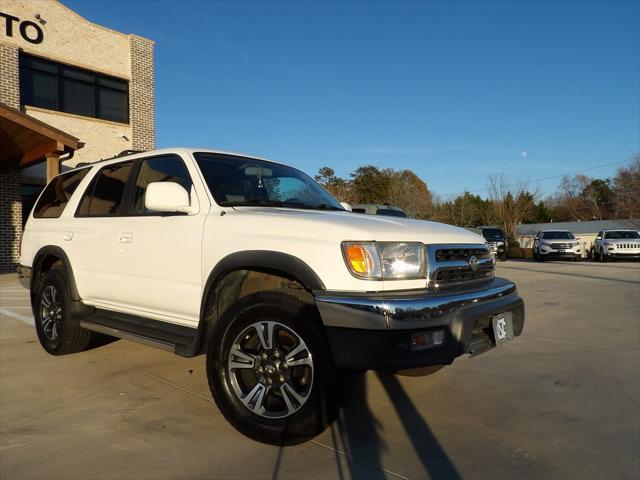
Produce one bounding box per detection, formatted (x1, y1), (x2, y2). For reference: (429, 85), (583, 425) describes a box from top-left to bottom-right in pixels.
(207, 292), (345, 445)
(34, 270), (91, 355)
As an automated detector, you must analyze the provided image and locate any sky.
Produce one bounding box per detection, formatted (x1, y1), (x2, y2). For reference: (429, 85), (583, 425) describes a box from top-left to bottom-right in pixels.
(65, 0), (639, 199)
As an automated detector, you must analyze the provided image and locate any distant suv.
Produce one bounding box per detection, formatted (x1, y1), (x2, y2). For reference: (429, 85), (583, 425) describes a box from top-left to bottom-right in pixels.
(533, 230), (581, 262)
(18, 148), (524, 445)
(592, 230), (640, 261)
(478, 226), (509, 261)
(350, 204), (407, 217)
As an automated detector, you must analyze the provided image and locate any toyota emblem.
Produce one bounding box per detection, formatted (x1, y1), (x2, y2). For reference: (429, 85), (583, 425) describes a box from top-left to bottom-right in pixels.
(468, 255), (479, 271)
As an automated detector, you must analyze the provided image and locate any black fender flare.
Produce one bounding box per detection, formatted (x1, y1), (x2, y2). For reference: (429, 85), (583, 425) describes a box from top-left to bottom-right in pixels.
(180, 251), (325, 357)
(32, 246), (81, 300)
(200, 250), (325, 316)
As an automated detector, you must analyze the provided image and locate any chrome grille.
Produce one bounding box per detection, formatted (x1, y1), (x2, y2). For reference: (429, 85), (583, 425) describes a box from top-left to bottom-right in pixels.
(551, 243), (571, 250)
(427, 244), (495, 288)
(617, 243), (640, 249)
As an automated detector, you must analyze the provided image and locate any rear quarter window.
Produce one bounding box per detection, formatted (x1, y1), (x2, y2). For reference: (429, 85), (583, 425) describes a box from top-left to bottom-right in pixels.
(33, 168), (90, 218)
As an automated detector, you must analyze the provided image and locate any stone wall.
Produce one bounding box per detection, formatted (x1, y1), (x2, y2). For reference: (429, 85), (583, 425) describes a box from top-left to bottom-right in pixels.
(0, 170), (22, 273)
(0, 43), (19, 108)
(130, 35), (156, 151)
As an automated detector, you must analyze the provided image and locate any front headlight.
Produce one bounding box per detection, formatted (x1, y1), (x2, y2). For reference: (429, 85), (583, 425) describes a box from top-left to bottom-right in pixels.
(342, 241), (426, 280)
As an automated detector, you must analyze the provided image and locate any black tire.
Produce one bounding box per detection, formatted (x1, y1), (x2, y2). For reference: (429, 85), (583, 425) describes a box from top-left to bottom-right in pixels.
(34, 270), (91, 355)
(600, 250), (607, 262)
(499, 251), (507, 261)
(206, 291), (346, 446)
(538, 250), (545, 262)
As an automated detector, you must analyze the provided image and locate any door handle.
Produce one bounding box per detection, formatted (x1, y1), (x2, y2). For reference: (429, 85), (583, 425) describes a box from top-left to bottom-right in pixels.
(63, 232), (73, 241)
(119, 232), (133, 243)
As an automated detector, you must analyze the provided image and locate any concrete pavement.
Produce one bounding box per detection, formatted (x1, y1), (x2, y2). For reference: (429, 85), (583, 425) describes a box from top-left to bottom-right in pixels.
(1, 260), (639, 479)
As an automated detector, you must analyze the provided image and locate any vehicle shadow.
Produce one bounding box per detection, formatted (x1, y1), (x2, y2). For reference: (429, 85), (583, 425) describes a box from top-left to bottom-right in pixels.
(326, 371), (462, 480)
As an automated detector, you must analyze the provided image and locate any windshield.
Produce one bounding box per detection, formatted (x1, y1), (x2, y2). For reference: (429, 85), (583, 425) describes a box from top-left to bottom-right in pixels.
(194, 153), (344, 211)
(542, 231), (575, 240)
(604, 231), (640, 239)
(482, 228), (504, 238)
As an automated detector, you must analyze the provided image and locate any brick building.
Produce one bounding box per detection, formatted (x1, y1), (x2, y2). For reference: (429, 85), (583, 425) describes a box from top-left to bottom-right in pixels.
(0, 0), (155, 272)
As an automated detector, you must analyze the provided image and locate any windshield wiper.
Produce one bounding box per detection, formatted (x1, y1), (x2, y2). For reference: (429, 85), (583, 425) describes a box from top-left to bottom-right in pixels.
(311, 203), (344, 211)
(227, 200), (343, 211)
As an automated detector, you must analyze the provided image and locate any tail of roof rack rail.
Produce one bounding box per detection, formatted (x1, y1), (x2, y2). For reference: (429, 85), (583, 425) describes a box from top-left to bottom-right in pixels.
(74, 150), (146, 168)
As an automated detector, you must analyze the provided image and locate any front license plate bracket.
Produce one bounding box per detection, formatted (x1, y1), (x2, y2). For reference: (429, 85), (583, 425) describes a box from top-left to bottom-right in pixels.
(491, 312), (514, 345)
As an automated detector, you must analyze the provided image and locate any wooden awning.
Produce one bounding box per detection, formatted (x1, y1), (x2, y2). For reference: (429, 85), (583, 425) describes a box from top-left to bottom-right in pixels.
(0, 102), (84, 173)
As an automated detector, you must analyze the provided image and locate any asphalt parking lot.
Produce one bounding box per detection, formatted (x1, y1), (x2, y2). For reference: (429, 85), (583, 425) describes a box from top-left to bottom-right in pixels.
(1, 260), (639, 480)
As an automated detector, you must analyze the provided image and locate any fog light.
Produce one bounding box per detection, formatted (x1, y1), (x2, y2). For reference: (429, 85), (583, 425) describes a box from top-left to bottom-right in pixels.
(410, 329), (445, 351)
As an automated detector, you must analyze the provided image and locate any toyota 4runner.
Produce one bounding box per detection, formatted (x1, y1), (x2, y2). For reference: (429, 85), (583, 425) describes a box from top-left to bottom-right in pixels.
(18, 148), (525, 445)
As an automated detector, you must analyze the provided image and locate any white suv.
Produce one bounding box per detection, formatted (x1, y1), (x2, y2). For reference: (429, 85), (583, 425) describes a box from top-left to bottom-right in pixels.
(533, 230), (582, 262)
(18, 148), (525, 445)
(592, 230), (640, 261)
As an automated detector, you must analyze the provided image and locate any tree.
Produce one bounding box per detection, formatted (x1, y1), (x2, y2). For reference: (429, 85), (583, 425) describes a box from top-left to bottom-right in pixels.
(613, 154), (640, 219)
(314, 167), (357, 203)
(433, 192), (490, 226)
(384, 169), (434, 219)
(487, 174), (537, 241)
(351, 165), (390, 204)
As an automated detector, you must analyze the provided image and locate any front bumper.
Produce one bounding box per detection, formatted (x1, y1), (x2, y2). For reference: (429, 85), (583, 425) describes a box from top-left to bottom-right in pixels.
(17, 265), (31, 289)
(314, 278), (524, 370)
(540, 250), (581, 259)
(607, 251), (640, 259)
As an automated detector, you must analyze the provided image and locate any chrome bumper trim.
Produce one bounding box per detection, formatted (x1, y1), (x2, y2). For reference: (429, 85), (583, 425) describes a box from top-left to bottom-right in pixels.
(314, 278), (518, 330)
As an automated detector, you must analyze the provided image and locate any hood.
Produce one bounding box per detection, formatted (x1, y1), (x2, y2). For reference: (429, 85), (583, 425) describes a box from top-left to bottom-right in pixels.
(229, 207), (486, 244)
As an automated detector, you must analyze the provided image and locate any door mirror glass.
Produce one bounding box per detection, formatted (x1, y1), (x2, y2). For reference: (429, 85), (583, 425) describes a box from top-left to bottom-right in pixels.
(145, 182), (191, 213)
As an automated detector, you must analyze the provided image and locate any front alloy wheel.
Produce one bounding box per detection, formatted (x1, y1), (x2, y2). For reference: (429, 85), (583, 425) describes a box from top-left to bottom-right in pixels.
(207, 292), (346, 445)
(227, 320), (313, 419)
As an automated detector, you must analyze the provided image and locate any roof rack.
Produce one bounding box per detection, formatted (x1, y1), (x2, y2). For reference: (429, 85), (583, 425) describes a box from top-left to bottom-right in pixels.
(74, 150), (146, 168)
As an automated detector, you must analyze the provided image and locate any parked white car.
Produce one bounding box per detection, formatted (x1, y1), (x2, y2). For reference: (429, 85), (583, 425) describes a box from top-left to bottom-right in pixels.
(592, 230), (640, 261)
(533, 230), (581, 262)
(18, 148), (525, 445)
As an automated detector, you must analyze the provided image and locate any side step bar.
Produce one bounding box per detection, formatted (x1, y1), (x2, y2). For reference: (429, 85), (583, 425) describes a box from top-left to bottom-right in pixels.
(80, 309), (199, 357)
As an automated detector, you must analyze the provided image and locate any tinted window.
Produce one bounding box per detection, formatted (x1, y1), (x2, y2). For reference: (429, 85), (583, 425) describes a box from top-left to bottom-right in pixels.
(376, 208), (406, 217)
(604, 231), (640, 239)
(542, 231), (575, 240)
(77, 162), (133, 216)
(33, 168), (90, 218)
(20, 53), (129, 123)
(131, 156), (193, 214)
(482, 228), (505, 238)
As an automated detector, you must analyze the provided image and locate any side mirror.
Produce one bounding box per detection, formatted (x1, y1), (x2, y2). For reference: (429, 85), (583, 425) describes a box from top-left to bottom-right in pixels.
(145, 182), (194, 214)
(340, 202), (352, 212)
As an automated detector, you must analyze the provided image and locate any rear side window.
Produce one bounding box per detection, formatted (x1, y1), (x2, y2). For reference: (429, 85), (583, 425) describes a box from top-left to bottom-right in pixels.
(130, 155), (193, 214)
(33, 168), (90, 218)
(76, 162), (133, 216)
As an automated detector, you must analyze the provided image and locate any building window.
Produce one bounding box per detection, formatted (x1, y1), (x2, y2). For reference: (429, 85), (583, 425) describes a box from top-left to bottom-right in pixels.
(20, 54), (129, 124)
